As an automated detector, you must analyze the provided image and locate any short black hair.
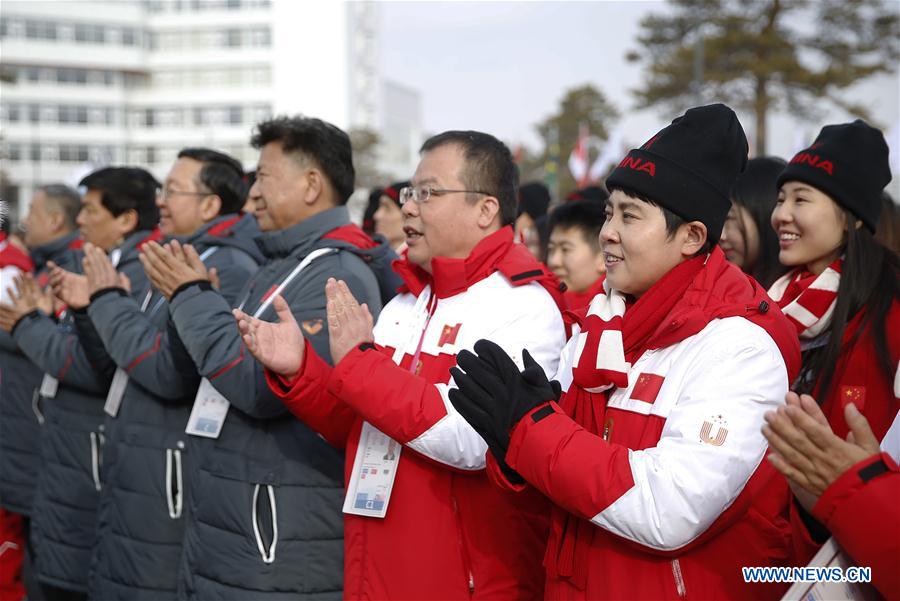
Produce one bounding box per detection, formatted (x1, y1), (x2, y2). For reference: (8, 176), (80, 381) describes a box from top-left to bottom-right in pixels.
(177, 147), (247, 214)
(38, 184), (81, 231)
(79, 167), (160, 232)
(608, 184), (713, 255)
(548, 200), (606, 251)
(420, 130), (518, 227)
(250, 116), (355, 204)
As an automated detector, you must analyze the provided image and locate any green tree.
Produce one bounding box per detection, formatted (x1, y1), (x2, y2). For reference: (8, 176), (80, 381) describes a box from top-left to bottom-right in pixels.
(627, 0), (899, 155)
(534, 84), (619, 199)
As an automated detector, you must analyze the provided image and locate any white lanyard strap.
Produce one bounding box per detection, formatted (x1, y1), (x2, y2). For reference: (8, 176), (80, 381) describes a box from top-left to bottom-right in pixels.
(243, 247), (338, 318)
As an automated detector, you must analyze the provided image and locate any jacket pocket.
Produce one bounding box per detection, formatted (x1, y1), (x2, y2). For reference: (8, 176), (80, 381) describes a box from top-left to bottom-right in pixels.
(165, 448), (184, 519)
(90, 431), (102, 492)
(251, 483), (278, 564)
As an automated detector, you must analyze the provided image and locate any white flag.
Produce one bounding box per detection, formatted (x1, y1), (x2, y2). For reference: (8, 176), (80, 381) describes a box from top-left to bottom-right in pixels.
(589, 126), (624, 182)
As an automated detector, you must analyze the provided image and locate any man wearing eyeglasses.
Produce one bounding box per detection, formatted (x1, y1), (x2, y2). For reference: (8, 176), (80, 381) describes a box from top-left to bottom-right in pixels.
(238, 131), (568, 599)
(139, 116), (400, 600)
(72, 148), (263, 600)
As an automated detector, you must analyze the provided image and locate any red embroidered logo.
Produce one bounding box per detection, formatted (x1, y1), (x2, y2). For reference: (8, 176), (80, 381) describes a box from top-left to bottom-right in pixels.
(630, 373), (665, 403)
(438, 323), (462, 347)
(617, 156), (656, 176)
(790, 152), (834, 175)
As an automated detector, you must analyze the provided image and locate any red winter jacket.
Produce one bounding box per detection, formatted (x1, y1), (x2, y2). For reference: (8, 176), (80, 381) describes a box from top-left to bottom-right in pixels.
(789, 300), (900, 571)
(0, 508), (25, 601)
(496, 249), (801, 600)
(268, 227), (568, 599)
(811, 300), (900, 442)
(811, 452), (900, 599)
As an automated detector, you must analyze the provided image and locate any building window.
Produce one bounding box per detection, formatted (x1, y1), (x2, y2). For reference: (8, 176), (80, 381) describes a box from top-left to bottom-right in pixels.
(228, 106), (242, 125)
(74, 23), (105, 44)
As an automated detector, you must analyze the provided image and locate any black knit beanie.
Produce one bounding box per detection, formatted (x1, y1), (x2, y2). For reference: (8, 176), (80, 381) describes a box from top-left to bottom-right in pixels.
(517, 182), (552, 219)
(776, 120), (891, 233)
(605, 103), (748, 243)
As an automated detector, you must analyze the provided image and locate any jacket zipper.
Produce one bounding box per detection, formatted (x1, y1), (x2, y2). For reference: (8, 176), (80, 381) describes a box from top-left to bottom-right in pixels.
(89, 431), (102, 491)
(671, 558), (687, 598)
(451, 488), (474, 597)
(165, 448), (183, 519)
(31, 387), (44, 424)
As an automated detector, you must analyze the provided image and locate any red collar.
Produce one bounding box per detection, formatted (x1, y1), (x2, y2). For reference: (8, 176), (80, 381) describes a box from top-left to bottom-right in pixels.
(321, 223), (379, 250)
(136, 228), (163, 251)
(206, 214), (243, 238)
(393, 227), (520, 299)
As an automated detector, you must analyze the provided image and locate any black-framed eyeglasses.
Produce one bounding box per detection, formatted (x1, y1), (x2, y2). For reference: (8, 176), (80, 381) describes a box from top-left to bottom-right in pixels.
(399, 186), (492, 206)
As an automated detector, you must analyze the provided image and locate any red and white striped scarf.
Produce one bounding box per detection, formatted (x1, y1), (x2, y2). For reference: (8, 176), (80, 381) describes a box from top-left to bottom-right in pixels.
(767, 258), (842, 340)
(569, 255), (705, 393)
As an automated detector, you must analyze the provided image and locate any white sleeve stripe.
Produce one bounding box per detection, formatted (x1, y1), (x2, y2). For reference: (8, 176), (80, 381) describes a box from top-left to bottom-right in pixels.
(405, 383), (488, 471)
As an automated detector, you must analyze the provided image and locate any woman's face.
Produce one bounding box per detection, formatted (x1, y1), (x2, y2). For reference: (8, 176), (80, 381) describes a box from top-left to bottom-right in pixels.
(771, 181), (847, 275)
(373, 195), (405, 248)
(719, 204), (760, 272)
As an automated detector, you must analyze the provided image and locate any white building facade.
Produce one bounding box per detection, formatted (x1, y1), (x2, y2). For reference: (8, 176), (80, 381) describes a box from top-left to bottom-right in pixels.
(0, 0), (421, 221)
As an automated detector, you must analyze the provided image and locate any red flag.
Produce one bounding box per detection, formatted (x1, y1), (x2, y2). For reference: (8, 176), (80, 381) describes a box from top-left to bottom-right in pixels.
(438, 323), (462, 347)
(630, 373), (665, 404)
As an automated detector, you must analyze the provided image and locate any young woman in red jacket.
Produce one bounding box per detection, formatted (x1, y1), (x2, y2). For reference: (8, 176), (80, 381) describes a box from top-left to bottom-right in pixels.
(769, 119), (899, 443)
(769, 121), (899, 573)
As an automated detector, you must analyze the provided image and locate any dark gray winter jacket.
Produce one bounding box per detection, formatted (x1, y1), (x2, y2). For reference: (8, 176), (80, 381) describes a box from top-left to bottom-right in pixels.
(168, 207), (393, 600)
(11, 229), (155, 592)
(0, 231), (81, 515)
(85, 214), (262, 600)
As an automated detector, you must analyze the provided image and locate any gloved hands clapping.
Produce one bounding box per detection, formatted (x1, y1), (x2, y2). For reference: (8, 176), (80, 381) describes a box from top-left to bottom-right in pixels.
(449, 339), (560, 482)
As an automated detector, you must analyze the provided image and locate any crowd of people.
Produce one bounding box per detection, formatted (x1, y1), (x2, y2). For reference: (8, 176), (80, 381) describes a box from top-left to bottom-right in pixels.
(0, 103), (897, 601)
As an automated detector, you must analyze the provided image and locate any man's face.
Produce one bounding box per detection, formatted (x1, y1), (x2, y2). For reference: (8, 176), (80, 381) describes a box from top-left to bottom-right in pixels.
(76, 189), (131, 251)
(600, 190), (687, 298)
(23, 191), (59, 248)
(157, 157), (215, 236)
(249, 142), (310, 232)
(547, 225), (605, 294)
(403, 144), (490, 271)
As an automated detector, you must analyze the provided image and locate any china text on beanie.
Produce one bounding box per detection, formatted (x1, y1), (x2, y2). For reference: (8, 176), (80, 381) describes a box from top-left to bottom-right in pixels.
(605, 103), (748, 243)
(776, 120), (891, 233)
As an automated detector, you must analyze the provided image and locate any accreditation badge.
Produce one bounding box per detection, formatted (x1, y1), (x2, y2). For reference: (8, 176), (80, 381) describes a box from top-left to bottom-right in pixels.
(342, 421), (401, 519)
(103, 368), (129, 417)
(185, 377), (230, 439)
(39, 374), (59, 398)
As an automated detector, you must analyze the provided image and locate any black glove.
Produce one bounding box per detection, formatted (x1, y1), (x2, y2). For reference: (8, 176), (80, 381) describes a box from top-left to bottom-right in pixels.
(449, 339), (561, 482)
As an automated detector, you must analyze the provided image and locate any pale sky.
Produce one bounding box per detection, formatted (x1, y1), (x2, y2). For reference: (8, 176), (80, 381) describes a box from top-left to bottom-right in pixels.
(381, 0), (900, 178)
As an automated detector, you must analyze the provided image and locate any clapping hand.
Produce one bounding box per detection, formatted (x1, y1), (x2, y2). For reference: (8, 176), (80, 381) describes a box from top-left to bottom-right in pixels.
(763, 392), (881, 511)
(234, 295), (306, 377)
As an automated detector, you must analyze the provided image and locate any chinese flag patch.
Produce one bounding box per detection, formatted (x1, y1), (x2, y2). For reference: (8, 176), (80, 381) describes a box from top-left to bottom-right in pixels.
(630, 373), (665, 403)
(438, 323), (462, 347)
(839, 386), (866, 411)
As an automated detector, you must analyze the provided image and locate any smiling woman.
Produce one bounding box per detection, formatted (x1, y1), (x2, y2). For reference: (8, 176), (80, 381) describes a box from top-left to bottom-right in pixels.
(768, 120), (899, 445)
